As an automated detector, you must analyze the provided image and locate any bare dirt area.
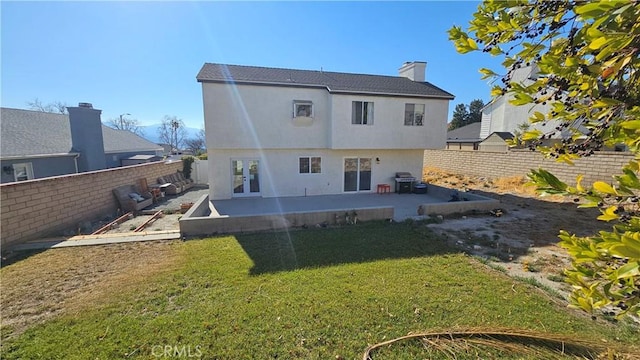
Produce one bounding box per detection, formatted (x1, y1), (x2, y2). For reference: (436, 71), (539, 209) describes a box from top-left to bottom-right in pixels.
(0, 240), (181, 342)
(102, 213), (183, 233)
(422, 166), (610, 299)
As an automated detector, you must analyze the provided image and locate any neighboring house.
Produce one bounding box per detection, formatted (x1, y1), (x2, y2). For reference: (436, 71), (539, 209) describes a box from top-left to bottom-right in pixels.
(446, 122), (514, 152)
(0, 104), (163, 183)
(479, 64), (577, 146)
(446, 122), (482, 150)
(197, 61), (454, 200)
(157, 143), (173, 156)
(478, 132), (514, 152)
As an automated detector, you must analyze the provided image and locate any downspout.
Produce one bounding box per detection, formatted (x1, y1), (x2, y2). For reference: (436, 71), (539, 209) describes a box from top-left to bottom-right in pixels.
(74, 153), (80, 173)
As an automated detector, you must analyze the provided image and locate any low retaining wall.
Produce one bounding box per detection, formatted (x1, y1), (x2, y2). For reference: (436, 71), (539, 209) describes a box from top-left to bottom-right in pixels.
(179, 195), (394, 237)
(419, 184), (501, 216)
(1, 160), (183, 250)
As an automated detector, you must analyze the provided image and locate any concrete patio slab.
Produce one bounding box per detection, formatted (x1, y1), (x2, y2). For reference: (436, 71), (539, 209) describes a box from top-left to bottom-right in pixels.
(180, 185), (501, 237)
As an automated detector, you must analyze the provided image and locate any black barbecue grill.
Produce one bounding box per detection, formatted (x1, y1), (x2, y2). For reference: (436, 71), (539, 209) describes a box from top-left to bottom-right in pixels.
(395, 172), (416, 193)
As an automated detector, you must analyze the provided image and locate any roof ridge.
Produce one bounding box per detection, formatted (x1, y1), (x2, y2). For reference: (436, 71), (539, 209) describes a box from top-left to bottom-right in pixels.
(203, 62), (406, 80)
(1, 107), (69, 117)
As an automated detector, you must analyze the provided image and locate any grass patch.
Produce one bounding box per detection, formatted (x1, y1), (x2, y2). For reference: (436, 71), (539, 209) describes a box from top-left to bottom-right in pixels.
(513, 275), (565, 300)
(2, 221), (637, 359)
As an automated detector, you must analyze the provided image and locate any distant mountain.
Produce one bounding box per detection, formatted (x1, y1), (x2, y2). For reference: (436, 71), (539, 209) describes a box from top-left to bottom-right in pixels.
(138, 124), (201, 145)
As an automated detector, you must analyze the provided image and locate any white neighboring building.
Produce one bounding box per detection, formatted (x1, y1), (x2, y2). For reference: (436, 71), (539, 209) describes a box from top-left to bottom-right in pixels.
(197, 62), (454, 200)
(478, 64), (587, 144)
(480, 65), (553, 139)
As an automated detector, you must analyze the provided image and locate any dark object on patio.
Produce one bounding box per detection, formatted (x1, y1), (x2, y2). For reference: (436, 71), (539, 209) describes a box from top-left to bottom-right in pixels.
(113, 184), (153, 213)
(413, 183), (428, 194)
(395, 172), (416, 193)
(157, 172), (194, 195)
(449, 190), (461, 202)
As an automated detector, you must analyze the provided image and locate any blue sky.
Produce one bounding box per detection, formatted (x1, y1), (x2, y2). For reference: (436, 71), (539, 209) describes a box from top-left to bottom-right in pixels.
(1, 1), (502, 129)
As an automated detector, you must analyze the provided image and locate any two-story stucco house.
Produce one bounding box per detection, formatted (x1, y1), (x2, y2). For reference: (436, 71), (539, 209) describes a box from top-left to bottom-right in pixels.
(197, 62), (454, 200)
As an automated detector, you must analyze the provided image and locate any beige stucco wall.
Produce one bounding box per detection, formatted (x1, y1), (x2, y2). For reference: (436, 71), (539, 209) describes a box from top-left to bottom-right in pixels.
(202, 82), (330, 150)
(209, 149), (424, 200)
(201, 81), (450, 199)
(329, 94), (448, 150)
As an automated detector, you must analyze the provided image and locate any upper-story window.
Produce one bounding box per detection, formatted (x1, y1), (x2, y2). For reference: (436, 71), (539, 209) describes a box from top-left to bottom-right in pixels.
(352, 101), (374, 125)
(404, 104), (425, 126)
(293, 100), (313, 118)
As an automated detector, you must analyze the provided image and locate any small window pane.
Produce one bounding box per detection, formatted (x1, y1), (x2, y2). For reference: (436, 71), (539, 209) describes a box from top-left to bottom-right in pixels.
(352, 101), (363, 124)
(311, 157), (321, 173)
(352, 101), (373, 125)
(299, 158), (310, 173)
(295, 104), (312, 117)
(404, 104), (414, 125)
(415, 104), (425, 126)
(405, 103), (425, 126)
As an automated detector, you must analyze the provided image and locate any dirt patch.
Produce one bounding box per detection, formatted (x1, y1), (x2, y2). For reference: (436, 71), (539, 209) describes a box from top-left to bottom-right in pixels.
(0, 240), (181, 342)
(103, 213), (183, 233)
(422, 167), (609, 299)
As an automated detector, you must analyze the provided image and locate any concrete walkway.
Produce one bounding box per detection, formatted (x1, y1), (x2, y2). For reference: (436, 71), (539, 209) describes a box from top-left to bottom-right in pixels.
(12, 231), (181, 251)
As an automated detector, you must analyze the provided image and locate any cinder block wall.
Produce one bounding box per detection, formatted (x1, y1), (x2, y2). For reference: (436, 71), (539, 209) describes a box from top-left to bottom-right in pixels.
(423, 149), (633, 186)
(1, 161), (183, 249)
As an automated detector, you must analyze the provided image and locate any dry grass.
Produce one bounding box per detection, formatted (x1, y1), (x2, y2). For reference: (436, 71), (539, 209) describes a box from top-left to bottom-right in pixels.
(364, 328), (640, 359)
(422, 166), (562, 200)
(0, 240), (181, 341)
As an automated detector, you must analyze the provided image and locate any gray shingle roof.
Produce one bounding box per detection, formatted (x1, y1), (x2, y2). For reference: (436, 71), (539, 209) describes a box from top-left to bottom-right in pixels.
(446, 122), (482, 142)
(1, 108), (74, 157)
(492, 132), (514, 141)
(101, 126), (163, 153)
(1, 107), (161, 158)
(197, 63), (455, 99)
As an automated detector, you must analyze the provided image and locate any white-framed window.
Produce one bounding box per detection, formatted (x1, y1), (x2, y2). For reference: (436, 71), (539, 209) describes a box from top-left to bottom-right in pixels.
(352, 101), (374, 125)
(293, 100), (313, 118)
(404, 103), (425, 126)
(13, 162), (34, 182)
(299, 157), (321, 174)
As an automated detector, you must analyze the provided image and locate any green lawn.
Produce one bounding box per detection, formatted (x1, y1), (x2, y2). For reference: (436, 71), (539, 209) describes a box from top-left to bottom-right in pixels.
(2, 221), (637, 359)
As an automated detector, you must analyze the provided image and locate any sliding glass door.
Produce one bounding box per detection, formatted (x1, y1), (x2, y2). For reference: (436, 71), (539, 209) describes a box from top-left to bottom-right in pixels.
(344, 158), (371, 192)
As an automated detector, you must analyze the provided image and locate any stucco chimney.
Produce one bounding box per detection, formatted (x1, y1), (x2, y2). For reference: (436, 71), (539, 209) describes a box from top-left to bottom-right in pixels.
(67, 102), (106, 172)
(398, 61), (426, 82)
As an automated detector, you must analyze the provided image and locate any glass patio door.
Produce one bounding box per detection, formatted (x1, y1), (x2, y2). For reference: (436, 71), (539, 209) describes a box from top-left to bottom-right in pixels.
(231, 159), (260, 197)
(344, 158), (371, 192)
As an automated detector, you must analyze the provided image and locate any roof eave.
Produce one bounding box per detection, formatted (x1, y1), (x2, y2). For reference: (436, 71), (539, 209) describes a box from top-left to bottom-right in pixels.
(104, 148), (163, 154)
(0, 152), (80, 160)
(328, 89), (455, 99)
(199, 78), (454, 99)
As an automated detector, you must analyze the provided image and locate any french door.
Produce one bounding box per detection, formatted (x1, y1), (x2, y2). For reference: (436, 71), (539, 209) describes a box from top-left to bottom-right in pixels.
(231, 159), (260, 197)
(344, 158), (371, 192)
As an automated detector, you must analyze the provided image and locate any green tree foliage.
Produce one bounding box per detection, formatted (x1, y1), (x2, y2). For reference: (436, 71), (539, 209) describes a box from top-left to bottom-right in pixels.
(448, 99), (485, 130)
(181, 155), (195, 179)
(450, 1), (639, 319)
(449, 103), (469, 130)
(468, 99), (485, 124)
